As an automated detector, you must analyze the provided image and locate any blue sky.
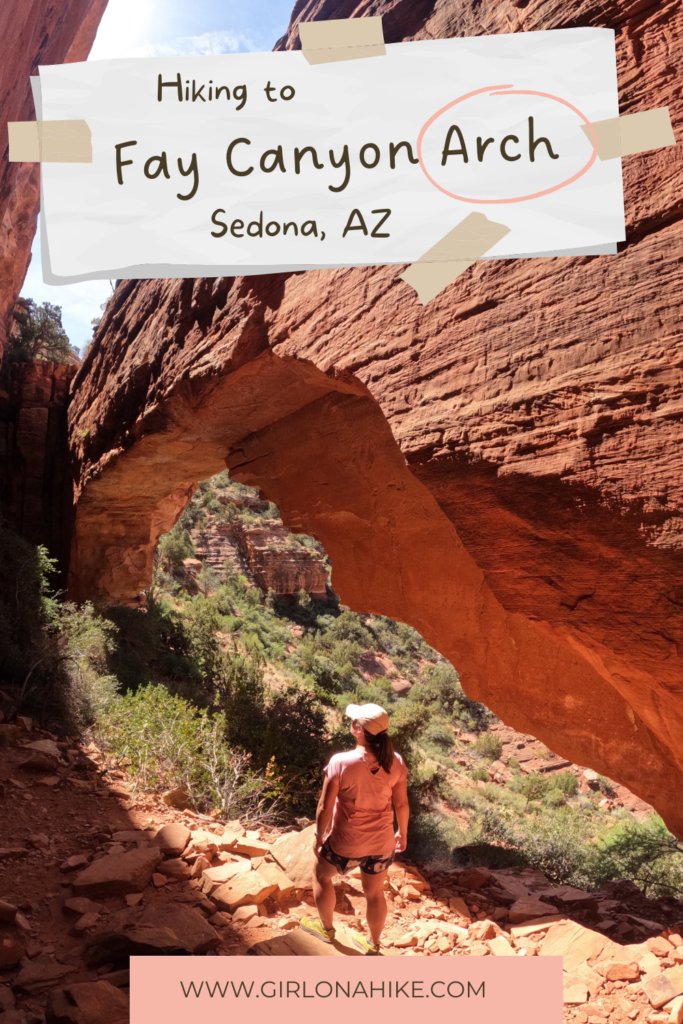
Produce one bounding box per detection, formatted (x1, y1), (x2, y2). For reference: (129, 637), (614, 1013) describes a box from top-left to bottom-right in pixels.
(20, 0), (295, 353)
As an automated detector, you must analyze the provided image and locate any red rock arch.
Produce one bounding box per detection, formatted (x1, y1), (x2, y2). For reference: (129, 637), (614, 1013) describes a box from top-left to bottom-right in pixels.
(65, 0), (683, 835)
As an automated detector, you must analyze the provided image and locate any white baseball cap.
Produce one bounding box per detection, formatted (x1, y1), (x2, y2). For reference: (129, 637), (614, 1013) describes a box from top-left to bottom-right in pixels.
(346, 703), (390, 735)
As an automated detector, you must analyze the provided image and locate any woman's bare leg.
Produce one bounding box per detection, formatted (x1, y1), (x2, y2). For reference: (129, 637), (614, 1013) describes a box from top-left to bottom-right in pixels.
(361, 870), (388, 945)
(313, 855), (338, 930)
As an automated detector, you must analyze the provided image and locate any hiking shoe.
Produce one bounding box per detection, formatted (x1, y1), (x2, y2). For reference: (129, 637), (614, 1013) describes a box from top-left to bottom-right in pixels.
(353, 932), (380, 955)
(300, 917), (335, 944)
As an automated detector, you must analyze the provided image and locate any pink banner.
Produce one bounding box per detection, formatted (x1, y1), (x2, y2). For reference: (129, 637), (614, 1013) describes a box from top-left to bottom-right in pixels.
(131, 955), (563, 1024)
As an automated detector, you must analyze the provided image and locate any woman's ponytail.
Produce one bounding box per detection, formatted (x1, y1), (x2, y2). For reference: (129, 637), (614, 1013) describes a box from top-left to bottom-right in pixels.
(363, 727), (394, 773)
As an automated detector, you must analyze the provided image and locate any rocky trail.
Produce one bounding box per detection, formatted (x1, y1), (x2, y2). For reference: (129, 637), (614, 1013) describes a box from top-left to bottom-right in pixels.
(1, 719), (683, 1024)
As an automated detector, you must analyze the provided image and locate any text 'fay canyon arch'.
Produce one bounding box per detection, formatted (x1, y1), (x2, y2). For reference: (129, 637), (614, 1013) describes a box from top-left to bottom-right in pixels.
(6, 0), (680, 836)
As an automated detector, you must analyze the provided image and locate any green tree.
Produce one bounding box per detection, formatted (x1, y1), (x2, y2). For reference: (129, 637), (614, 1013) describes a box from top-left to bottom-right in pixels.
(589, 815), (683, 897)
(158, 525), (195, 566)
(8, 298), (76, 363)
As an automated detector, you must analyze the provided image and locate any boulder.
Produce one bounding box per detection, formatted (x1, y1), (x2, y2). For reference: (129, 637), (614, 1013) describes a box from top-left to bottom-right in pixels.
(201, 859), (252, 894)
(255, 862), (297, 899)
(0, 939), (24, 967)
(540, 921), (608, 973)
(189, 829), (221, 855)
(97, 970), (129, 989)
(161, 788), (190, 809)
(0, 988), (16, 1013)
(510, 915), (565, 938)
(539, 885), (599, 912)
(63, 898), (103, 917)
(0, 848), (28, 862)
(649, 937), (676, 957)
(84, 904), (219, 965)
(72, 846), (162, 897)
(643, 967), (683, 1010)
(19, 751), (61, 772)
(153, 823), (190, 856)
(45, 981), (129, 1024)
(468, 920), (496, 941)
(562, 979), (589, 1005)
(640, 951), (663, 976)
(60, 854), (91, 873)
(596, 961), (640, 983)
(13, 960), (78, 993)
(73, 912), (101, 933)
(228, 837), (271, 858)
(212, 871), (279, 912)
(157, 858), (191, 881)
(665, 995), (683, 1024)
(448, 896), (472, 920)
(190, 855), (211, 878)
(0, 900), (17, 923)
(458, 867), (492, 891)
(270, 825), (317, 888)
(0, 725), (21, 746)
(26, 739), (62, 759)
(509, 897), (556, 924)
(487, 936), (515, 956)
(232, 905), (259, 923)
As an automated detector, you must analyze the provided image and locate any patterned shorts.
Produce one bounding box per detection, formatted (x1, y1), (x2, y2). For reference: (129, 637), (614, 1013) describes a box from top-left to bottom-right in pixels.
(320, 838), (395, 876)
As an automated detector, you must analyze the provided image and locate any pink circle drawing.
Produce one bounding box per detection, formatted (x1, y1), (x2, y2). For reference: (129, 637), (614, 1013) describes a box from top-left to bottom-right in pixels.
(416, 84), (599, 204)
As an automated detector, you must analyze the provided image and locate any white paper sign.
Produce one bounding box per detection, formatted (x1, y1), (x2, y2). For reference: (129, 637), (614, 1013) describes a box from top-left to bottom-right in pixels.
(37, 27), (624, 283)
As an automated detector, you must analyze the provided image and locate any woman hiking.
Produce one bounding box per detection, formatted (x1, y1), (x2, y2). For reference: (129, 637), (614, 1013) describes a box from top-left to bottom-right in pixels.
(301, 703), (410, 955)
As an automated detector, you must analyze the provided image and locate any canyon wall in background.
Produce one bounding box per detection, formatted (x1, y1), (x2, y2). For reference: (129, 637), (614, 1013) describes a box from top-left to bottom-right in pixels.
(0, 0), (109, 553)
(0, 0), (109, 353)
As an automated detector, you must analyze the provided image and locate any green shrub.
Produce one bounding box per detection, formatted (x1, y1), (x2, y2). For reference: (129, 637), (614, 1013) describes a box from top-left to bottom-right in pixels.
(552, 771), (579, 797)
(407, 663), (489, 731)
(507, 756), (521, 771)
(587, 815), (683, 898)
(406, 813), (459, 866)
(425, 720), (455, 749)
(542, 788), (566, 808)
(469, 767), (489, 782)
(0, 518), (57, 686)
(473, 731), (503, 762)
(96, 683), (282, 821)
(159, 525), (195, 565)
(520, 773), (550, 805)
(477, 806), (595, 888)
(325, 609), (373, 648)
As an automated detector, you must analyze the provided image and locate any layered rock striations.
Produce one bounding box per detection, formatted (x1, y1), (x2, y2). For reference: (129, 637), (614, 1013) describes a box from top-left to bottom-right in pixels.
(44, 0), (683, 834)
(0, 0), (110, 353)
(232, 520), (329, 599)
(193, 515), (329, 598)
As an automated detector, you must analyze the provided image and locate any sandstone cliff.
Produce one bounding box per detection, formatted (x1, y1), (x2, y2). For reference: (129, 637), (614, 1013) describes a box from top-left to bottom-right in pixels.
(0, 360), (76, 568)
(64, 0), (683, 836)
(0, 0), (109, 353)
(192, 515), (329, 599)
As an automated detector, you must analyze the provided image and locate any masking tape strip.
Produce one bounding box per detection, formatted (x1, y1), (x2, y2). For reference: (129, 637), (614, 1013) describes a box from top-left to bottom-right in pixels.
(8, 120), (92, 163)
(299, 17), (386, 66)
(400, 212), (511, 305)
(580, 107), (675, 161)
